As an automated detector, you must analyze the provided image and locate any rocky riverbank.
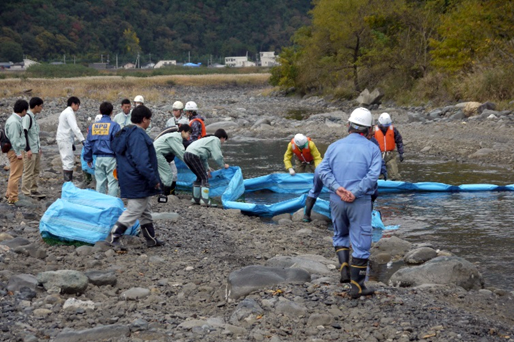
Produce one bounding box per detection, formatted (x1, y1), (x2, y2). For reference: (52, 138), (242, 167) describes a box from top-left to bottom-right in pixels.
(1, 84), (514, 341)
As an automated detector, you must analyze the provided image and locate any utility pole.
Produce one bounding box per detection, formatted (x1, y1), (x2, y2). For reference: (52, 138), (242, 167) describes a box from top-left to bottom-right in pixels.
(116, 54), (118, 69)
(107, 54), (109, 64)
(188, 51), (190, 63)
(137, 52), (140, 68)
(74, 56), (76, 64)
(149, 53), (151, 63)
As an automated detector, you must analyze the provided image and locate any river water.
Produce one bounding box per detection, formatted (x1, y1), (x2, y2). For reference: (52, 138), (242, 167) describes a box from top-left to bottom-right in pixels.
(223, 137), (514, 291)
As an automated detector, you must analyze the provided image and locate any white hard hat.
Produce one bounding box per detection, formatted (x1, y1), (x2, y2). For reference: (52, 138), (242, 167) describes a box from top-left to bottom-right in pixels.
(378, 113), (392, 126)
(172, 101), (184, 110)
(293, 133), (308, 147)
(348, 108), (372, 127)
(134, 95), (144, 104)
(94, 114), (103, 122)
(184, 101), (198, 111)
(178, 118), (189, 125)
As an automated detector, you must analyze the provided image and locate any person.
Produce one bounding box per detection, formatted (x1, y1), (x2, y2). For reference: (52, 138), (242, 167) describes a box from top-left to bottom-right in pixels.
(5, 100), (29, 205)
(165, 101), (186, 128)
(375, 113), (404, 180)
(83, 102), (121, 197)
(284, 133), (322, 175)
(317, 107), (381, 299)
(185, 101), (206, 141)
(154, 124), (192, 196)
(112, 99), (132, 128)
(21, 97), (45, 198)
(56, 96), (85, 182)
(183, 129), (229, 206)
(108, 105), (164, 251)
(133, 95), (144, 107)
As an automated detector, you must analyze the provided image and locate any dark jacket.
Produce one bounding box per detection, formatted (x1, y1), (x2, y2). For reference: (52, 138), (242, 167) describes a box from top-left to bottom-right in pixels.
(83, 115), (121, 162)
(370, 137), (388, 178)
(112, 125), (161, 199)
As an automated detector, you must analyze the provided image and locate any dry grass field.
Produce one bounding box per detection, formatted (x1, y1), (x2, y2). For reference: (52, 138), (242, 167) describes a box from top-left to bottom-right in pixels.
(0, 73), (271, 102)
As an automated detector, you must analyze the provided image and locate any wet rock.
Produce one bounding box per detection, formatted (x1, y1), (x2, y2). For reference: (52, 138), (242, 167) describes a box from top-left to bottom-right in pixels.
(52, 325), (130, 342)
(37, 270), (89, 294)
(371, 236), (412, 259)
(84, 270), (117, 286)
(229, 298), (263, 325)
(403, 247), (437, 265)
(120, 287), (150, 300)
(265, 255), (333, 275)
(7, 274), (38, 292)
(390, 256), (484, 290)
(227, 265), (311, 299)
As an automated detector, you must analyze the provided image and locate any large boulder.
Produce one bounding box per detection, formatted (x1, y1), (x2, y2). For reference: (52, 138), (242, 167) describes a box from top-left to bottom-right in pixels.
(403, 247), (438, 265)
(265, 255), (333, 275)
(37, 270), (89, 294)
(371, 236), (412, 260)
(205, 121), (240, 133)
(227, 265), (311, 299)
(389, 256), (484, 290)
(356, 88), (384, 107)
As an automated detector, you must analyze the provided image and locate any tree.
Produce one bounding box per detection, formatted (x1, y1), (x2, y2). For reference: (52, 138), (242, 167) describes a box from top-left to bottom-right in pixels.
(0, 39), (23, 62)
(121, 28), (141, 54)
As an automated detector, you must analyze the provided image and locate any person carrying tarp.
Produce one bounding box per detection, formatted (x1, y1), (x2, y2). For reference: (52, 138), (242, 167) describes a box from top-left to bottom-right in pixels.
(154, 124), (192, 196)
(183, 129), (229, 206)
(375, 113), (404, 180)
(83, 102), (121, 197)
(112, 98), (132, 128)
(284, 133), (322, 176)
(317, 107), (381, 299)
(108, 105), (164, 252)
(185, 101), (206, 142)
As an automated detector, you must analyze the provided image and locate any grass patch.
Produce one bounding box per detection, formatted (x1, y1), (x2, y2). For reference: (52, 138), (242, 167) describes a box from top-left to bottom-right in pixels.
(42, 235), (92, 247)
(26, 64), (100, 78)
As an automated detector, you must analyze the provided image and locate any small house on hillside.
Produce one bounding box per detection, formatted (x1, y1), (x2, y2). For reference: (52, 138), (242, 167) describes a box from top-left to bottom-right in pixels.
(123, 63), (136, 69)
(260, 51), (277, 67)
(154, 60), (177, 68)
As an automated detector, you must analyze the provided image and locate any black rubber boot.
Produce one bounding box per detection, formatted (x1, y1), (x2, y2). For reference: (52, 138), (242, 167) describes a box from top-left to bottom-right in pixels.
(170, 181), (176, 195)
(335, 246), (350, 283)
(163, 186), (172, 196)
(349, 257), (375, 299)
(63, 170), (73, 182)
(141, 223), (165, 247)
(107, 222), (128, 252)
(303, 196), (317, 222)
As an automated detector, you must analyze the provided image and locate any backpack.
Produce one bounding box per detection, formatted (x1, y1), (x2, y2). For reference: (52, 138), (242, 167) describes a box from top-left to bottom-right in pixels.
(0, 125), (12, 153)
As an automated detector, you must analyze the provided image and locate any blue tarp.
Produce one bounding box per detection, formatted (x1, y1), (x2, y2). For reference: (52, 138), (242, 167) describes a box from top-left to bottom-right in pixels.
(40, 183), (139, 244)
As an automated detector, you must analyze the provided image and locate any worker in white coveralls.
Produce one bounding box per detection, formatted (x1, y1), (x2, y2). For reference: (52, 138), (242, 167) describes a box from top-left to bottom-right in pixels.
(56, 96), (85, 182)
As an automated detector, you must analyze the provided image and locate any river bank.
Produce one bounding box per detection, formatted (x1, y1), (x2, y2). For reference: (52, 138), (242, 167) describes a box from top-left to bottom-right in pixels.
(1, 83), (514, 341)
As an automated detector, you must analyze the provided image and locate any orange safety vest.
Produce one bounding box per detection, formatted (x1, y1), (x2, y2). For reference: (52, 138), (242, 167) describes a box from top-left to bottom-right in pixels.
(189, 118), (207, 138)
(375, 125), (395, 152)
(291, 137), (314, 163)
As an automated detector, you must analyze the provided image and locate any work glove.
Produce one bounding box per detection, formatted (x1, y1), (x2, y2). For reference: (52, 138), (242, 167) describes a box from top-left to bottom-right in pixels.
(383, 174), (387, 181)
(289, 168), (296, 176)
(399, 154), (404, 162)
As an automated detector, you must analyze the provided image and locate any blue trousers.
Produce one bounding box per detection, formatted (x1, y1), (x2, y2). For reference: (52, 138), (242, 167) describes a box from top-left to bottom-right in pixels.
(307, 168), (323, 199)
(330, 195), (372, 259)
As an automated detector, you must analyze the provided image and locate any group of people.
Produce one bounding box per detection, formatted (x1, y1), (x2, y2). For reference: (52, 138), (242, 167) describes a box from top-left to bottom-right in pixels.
(283, 108), (404, 299)
(3, 96), (229, 252)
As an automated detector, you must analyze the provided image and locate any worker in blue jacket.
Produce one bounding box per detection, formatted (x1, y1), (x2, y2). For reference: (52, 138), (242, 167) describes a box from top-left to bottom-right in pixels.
(83, 102), (121, 197)
(108, 105), (164, 252)
(317, 107), (382, 299)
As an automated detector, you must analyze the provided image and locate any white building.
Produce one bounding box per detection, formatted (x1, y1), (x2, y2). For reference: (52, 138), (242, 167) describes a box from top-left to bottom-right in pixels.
(242, 61), (256, 67)
(123, 63), (136, 69)
(23, 59), (39, 69)
(260, 51), (277, 67)
(154, 60), (177, 68)
(225, 56), (248, 67)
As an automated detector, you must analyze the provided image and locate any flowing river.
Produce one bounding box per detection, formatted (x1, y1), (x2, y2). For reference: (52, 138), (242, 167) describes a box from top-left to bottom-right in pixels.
(223, 137), (514, 291)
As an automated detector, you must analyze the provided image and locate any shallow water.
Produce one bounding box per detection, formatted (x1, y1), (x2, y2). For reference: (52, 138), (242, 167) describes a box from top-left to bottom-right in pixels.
(223, 139), (514, 290)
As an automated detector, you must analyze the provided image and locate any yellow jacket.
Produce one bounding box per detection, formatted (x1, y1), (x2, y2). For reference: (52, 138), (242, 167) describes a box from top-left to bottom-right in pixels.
(283, 140), (322, 170)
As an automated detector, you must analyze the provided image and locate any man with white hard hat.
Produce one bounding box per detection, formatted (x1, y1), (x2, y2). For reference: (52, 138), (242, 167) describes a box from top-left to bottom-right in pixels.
(283, 133), (322, 175)
(165, 101), (186, 128)
(317, 107), (381, 299)
(375, 113), (404, 180)
(185, 101), (206, 142)
(134, 95), (144, 107)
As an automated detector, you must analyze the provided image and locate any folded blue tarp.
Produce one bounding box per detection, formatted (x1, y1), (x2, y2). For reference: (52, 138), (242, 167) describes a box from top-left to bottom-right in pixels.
(40, 183), (139, 244)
